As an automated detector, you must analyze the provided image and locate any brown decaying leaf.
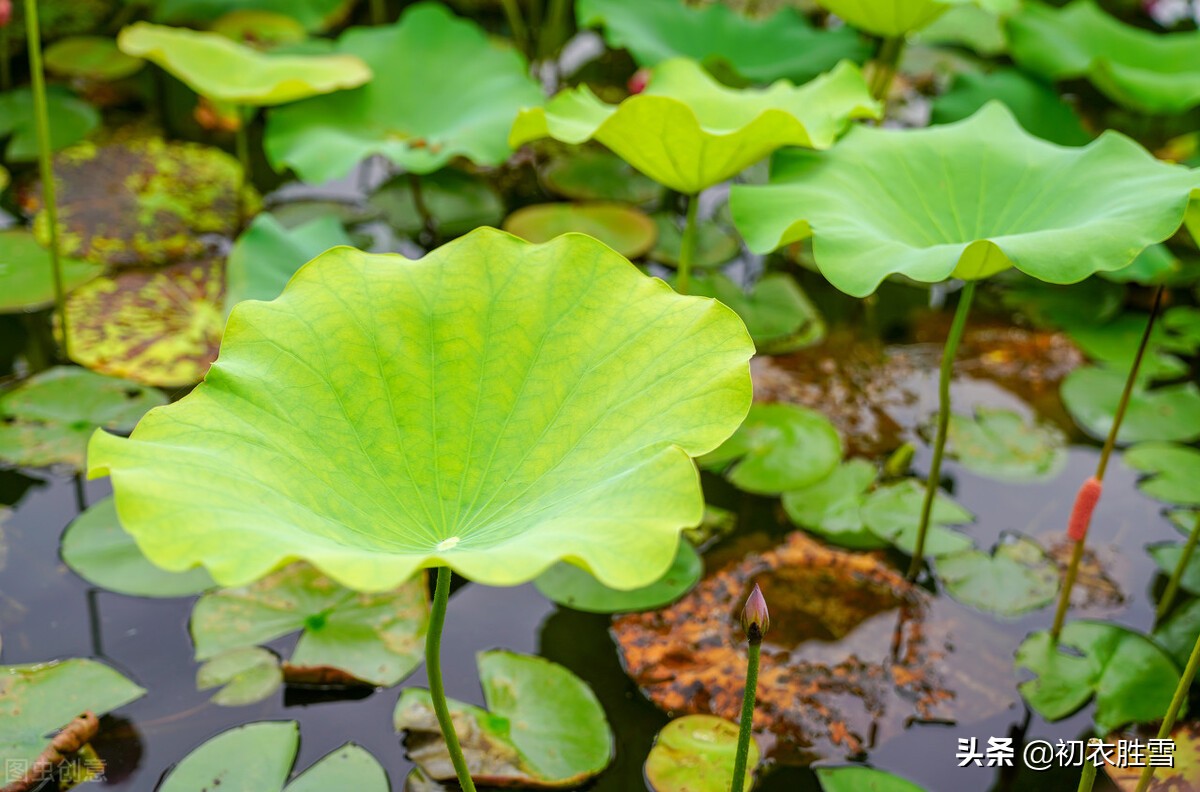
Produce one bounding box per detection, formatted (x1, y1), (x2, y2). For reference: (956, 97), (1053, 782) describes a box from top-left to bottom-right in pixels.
(1046, 536), (1127, 612)
(1104, 722), (1200, 791)
(0, 711), (98, 792)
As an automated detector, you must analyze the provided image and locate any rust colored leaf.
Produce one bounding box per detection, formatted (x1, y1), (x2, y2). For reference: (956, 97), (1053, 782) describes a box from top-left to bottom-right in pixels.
(1104, 722), (1200, 790)
(1046, 536), (1127, 612)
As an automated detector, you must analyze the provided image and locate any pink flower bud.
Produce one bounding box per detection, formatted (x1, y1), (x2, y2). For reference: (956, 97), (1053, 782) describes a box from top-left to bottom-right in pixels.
(0, 0), (11, 28)
(741, 583), (769, 643)
(627, 68), (651, 95)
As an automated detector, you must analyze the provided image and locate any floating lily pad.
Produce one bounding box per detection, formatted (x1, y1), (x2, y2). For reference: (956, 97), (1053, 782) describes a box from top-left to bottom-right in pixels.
(0, 87), (100, 161)
(196, 646), (282, 706)
(687, 272), (825, 354)
(153, 0), (356, 31)
(62, 496), (216, 597)
(1059, 308), (1200, 382)
(945, 407), (1067, 482)
(88, 230), (753, 592)
(1015, 620), (1180, 732)
(1104, 722), (1200, 792)
(63, 258), (225, 388)
(503, 202), (657, 259)
(860, 480), (974, 558)
(225, 213), (352, 316)
(266, 3), (544, 183)
(1062, 367), (1200, 445)
(191, 562), (428, 687)
(700, 403), (842, 494)
(648, 213), (739, 269)
(369, 169), (504, 239)
(210, 10), (308, 48)
(817, 766), (926, 792)
(645, 715), (758, 792)
(731, 102), (1199, 297)
(1126, 443), (1200, 506)
(0, 366), (166, 469)
(395, 650), (613, 788)
(937, 534), (1058, 617)
(577, 0), (870, 85)
(1149, 541), (1200, 599)
(43, 36), (145, 81)
(511, 58), (880, 195)
(0, 230), (104, 313)
(1007, 0), (1200, 114)
(118, 22), (372, 106)
(28, 138), (246, 267)
(159, 721), (388, 792)
(534, 540), (702, 613)
(931, 69), (1090, 146)
(542, 147), (660, 204)
(782, 459), (887, 550)
(1153, 596), (1200, 668)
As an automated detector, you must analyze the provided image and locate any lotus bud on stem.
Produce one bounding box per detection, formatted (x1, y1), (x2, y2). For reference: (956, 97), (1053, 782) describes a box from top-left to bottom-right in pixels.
(731, 583), (767, 792)
(1134, 624), (1200, 792)
(1076, 738), (1100, 792)
(426, 566), (478, 792)
(1051, 285), (1166, 642)
(1157, 510), (1200, 622)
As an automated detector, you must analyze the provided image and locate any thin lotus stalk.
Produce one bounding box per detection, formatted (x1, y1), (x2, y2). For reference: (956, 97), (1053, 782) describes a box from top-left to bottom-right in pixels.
(869, 36), (905, 102)
(1077, 739), (1100, 792)
(499, 0), (529, 58)
(677, 194), (699, 295)
(1051, 284), (1166, 640)
(1157, 511), (1200, 622)
(426, 566), (478, 792)
(408, 172), (437, 245)
(731, 583), (768, 792)
(1134, 626), (1200, 792)
(234, 105), (252, 191)
(537, 0), (569, 61)
(24, 0), (68, 359)
(907, 280), (976, 581)
(369, 0), (386, 25)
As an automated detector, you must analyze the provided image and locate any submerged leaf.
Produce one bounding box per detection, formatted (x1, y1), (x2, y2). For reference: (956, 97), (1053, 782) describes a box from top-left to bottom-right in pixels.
(0, 230), (103, 313)
(503, 202), (657, 259)
(945, 407), (1067, 482)
(936, 534), (1059, 616)
(0, 87), (99, 161)
(225, 213), (352, 316)
(645, 715), (758, 792)
(534, 540), (702, 613)
(700, 403), (842, 494)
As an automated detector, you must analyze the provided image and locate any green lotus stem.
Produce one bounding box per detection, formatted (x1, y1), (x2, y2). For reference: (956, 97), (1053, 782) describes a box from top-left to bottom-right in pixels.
(1134, 626), (1200, 792)
(677, 194), (699, 295)
(538, 0), (568, 61)
(732, 584), (767, 792)
(24, 0), (69, 360)
(427, 566), (477, 792)
(1051, 284), (1165, 641)
(499, 0), (529, 57)
(234, 105), (252, 187)
(1157, 511), (1200, 622)
(1076, 740), (1099, 792)
(907, 280), (975, 581)
(869, 36), (905, 103)
(408, 172), (437, 244)
(369, 0), (386, 24)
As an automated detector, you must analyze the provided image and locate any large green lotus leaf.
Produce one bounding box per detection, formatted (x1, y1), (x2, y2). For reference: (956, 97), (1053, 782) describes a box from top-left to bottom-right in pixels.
(87, 229), (753, 591)
(190, 562), (428, 687)
(225, 213), (352, 316)
(64, 258), (225, 388)
(861, 480), (974, 558)
(395, 650), (612, 788)
(510, 58), (880, 195)
(700, 403), (842, 494)
(1015, 621), (1180, 732)
(1061, 367), (1200, 446)
(0, 659), (145, 771)
(814, 0), (978, 37)
(936, 534), (1058, 617)
(503, 202), (658, 259)
(782, 459), (888, 550)
(0, 367), (166, 470)
(369, 169), (504, 239)
(732, 102), (1199, 297)
(1125, 443), (1200, 506)
(931, 69), (1091, 146)
(534, 540), (702, 613)
(62, 496), (216, 597)
(44, 36), (145, 81)
(152, 0), (355, 31)
(1007, 0), (1200, 115)
(644, 715), (758, 792)
(686, 272), (825, 354)
(0, 230), (103, 314)
(159, 721), (388, 792)
(576, 0), (870, 85)
(0, 87), (100, 162)
(945, 407), (1067, 482)
(265, 3), (544, 183)
(118, 22), (371, 106)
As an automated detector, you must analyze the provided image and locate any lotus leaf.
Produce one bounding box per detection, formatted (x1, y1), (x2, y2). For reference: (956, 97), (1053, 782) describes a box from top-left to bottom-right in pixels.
(0, 230), (103, 313)
(265, 3), (544, 183)
(1015, 620), (1180, 732)
(1125, 443), (1200, 506)
(153, 0), (356, 31)
(687, 272), (825, 354)
(860, 480), (974, 558)
(117, 22), (372, 106)
(534, 540), (702, 613)
(43, 36), (145, 81)
(225, 213), (352, 316)
(0, 367), (166, 470)
(0, 86), (99, 161)
(0, 659), (145, 774)
(945, 407), (1067, 482)
(510, 58), (880, 195)
(999, 274), (1123, 329)
(817, 766), (926, 792)
(916, 3), (1009, 56)
(782, 459), (887, 549)
(369, 169), (504, 239)
(1154, 598), (1200, 668)
(1062, 367), (1200, 445)
(1007, 0), (1200, 115)
(931, 69), (1090, 146)
(1059, 307), (1200, 381)
(576, 0), (870, 85)
(503, 202), (657, 259)
(542, 147), (660, 204)
(1101, 244), (1198, 286)
(87, 229), (754, 592)
(394, 650), (612, 788)
(649, 214), (739, 270)
(936, 534), (1058, 616)
(190, 562), (428, 687)
(1104, 722), (1200, 792)
(196, 646), (282, 706)
(269, 198), (379, 229)
(814, 0), (970, 37)
(210, 10), (307, 48)
(700, 403), (842, 494)
(5, 0), (118, 53)
(63, 258), (225, 388)
(158, 721), (388, 791)
(62, 496), (216, 597)
(732, 102), (1199, 297)
(644, 715), (758, 792)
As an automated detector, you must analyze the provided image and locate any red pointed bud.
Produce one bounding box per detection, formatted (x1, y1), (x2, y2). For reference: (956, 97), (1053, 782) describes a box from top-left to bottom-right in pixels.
(1067, 477), (1103, 542)
(627, 68), (651, 95)
(741, 583), (769, 643)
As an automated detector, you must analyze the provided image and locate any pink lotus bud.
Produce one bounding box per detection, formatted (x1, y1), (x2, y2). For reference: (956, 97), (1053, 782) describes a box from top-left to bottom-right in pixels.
(0, 0), (11, 28)
(741, 583), (769, 643)
(1067, 477), (1103, 542)
(627, 68), (651, 95)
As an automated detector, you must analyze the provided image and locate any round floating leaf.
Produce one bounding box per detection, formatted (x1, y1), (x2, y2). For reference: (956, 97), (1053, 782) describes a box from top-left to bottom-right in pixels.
(542, 147), (660, 204)
(0, 230), (103, 314)
(88, 229), (754, 593)
(0, 367), (165, 469)
(577, 0), (870, 85)
(1062, 367), (1200, 446)
(159, 721), (388, 792)
(1104, 722), (1200, 792)
(687, 272), (825, 354)
(1125, 443), (1200, 506)
(191, 563), (429, 687)
(210, 10), (308, 48)
(118, 22), (371, 106)
(395, 650), (613, 788)
(700, 403), (842, 494)
(814, 0), (965, 37)
(43, 36), (144, 81)
(1015, 620), (1180, 732)
(266, 3), (543, 183)
(503, 202), (657, 259)
(861, 480), (974, 558)
(62, 496), (216, 597)
(369, 169), (504, 239)
(1059, 307), (1200, 382)
(945, 407), (1067, 482)
(0, 87), (99, 161)
(731, 102), (1200, 297)
(64, 258), (225, 388)
(196, 646), (282, 706)
(783, 459), (887, 550)
(931, 69), (1090, 146)
(153, 0), (355, 31)
(648, 213), (739, 270)
(936, 534), (1058, 616)
(1007, 0), (1200, 114)
(644, 715), (758, 792)
(225, 213), (352, 316)
(817, 766), (926, 792)
(510, 58), (880, 195)
(534, 540), (702, 613)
